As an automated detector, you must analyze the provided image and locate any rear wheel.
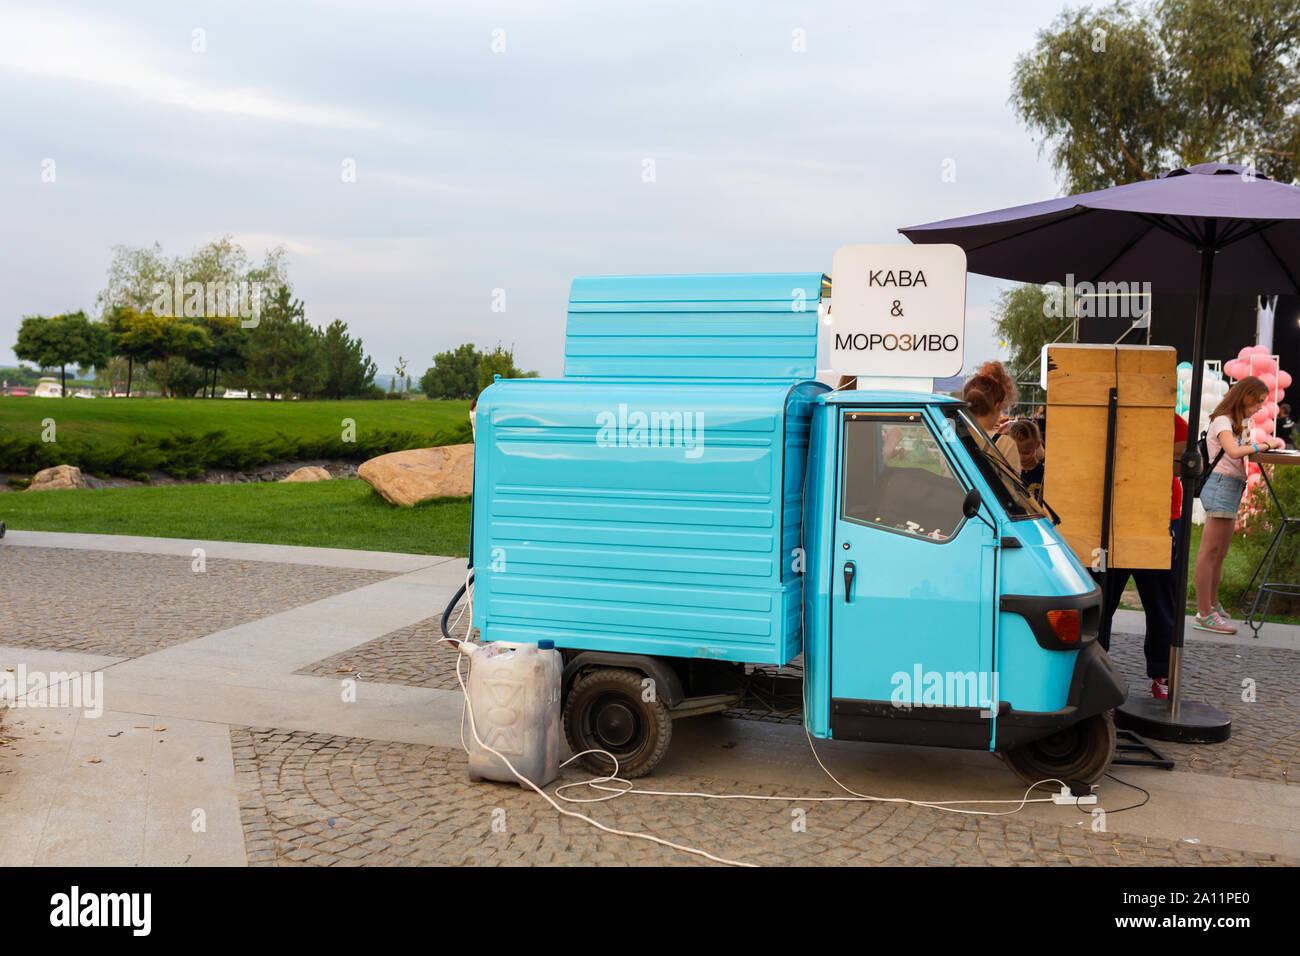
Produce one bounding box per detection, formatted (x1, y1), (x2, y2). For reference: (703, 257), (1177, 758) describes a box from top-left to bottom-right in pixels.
(563, 668), (671, 779)
(1001, 711), (1116, 786)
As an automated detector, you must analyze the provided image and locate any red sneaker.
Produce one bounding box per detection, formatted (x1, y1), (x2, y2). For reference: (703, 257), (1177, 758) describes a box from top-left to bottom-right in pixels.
(1150, 678), (1169, 699)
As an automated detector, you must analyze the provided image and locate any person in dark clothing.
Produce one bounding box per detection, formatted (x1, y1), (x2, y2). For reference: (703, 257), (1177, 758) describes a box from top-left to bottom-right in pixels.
(1279, 403), (1297, 447)
(1091, 414), (1187, 698)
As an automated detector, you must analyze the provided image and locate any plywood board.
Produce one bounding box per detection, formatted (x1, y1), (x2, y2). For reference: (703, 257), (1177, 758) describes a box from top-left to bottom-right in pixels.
(1044, 345), (1176, 570)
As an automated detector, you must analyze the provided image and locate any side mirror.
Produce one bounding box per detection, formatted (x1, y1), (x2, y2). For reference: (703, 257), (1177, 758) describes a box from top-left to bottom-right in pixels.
(962, 488), (982, 520)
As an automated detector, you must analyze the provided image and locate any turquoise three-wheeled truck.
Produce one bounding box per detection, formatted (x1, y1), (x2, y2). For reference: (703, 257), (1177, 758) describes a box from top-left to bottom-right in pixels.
(457, 273), (1126, 783)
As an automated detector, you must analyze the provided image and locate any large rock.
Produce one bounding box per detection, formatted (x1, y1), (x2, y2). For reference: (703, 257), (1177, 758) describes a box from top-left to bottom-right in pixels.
(357, 445), (473, 506)
(26, 464), (86, 492)
(280, 466), (332, 483)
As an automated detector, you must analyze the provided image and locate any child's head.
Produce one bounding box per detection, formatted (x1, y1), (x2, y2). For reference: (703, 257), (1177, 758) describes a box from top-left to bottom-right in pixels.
(1212, 376), (1269, 434)
(1005, 418), (1042, 464)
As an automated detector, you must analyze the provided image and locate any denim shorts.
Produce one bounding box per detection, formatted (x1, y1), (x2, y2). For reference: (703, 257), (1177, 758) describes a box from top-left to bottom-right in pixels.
(1200, 472), (1246, 519)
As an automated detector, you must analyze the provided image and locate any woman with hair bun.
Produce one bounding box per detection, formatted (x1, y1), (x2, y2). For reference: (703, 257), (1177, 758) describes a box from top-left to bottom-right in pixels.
(962, 361), (1021, 471)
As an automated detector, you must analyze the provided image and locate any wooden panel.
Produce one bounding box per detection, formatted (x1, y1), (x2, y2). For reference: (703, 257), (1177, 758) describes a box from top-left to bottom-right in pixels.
(1044, 345), (1176, 570)
(1045, 344), (1177, 407)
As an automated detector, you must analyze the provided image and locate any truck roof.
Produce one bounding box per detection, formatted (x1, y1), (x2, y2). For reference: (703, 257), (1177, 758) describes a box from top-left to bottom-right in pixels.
(566, 272), (826, 382)
(820, 389), (963, 405)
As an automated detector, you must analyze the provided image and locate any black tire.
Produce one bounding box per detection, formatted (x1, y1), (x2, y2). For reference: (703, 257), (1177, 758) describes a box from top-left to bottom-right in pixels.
(1001, 711), (1117, 786)
(563, 667), (672, 779)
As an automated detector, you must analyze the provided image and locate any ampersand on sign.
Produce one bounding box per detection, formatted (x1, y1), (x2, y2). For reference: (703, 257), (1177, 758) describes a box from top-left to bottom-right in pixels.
(890, 300), (903, 317)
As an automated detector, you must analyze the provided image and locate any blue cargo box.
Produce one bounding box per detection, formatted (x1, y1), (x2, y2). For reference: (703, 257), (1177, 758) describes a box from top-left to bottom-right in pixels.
(471, 378), (826, 664)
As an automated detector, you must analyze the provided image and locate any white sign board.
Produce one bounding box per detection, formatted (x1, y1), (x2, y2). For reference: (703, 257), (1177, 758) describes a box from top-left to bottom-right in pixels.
(828, 244), (967, 379)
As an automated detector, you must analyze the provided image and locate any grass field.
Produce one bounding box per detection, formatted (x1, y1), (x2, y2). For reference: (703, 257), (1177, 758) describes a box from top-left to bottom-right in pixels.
(0, 479), (471, 556)
(0, 396), (472, 478)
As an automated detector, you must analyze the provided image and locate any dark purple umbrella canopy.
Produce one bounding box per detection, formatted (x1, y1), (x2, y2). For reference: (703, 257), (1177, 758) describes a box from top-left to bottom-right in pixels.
(900, 163), (1300, 295)
(900, 161), (1300, 734)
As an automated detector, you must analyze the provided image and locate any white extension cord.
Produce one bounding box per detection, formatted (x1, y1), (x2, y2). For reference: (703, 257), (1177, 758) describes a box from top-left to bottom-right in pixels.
(442, 568), (1089, 866)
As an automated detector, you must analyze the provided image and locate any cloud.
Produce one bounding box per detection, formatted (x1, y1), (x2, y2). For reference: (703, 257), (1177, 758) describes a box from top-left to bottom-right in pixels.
(0, 7), (375, 128)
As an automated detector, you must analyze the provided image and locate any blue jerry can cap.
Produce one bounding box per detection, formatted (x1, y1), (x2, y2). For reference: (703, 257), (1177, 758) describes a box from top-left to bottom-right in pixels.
(537, 639), (555, 650)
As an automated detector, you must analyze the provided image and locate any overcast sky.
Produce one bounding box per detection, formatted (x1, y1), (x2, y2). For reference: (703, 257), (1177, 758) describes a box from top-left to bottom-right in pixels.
(0, 0), (1074, 378)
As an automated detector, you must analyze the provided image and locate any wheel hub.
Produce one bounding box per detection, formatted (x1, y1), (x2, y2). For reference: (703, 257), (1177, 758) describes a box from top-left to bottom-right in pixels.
(595, 701), (636, 748)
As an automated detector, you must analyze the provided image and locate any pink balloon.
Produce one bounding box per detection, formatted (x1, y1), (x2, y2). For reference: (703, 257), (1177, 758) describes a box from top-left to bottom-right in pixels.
(1252, 345), (1271, 356)
(1224, 359), (1248, 379)
(1279, 370), (1293, 389)
(1261, 372), (1278, 392)
(1238, 347), (1255, 360)
(1254, 356), (1278, 375)
(1250, 425), (1272, 442)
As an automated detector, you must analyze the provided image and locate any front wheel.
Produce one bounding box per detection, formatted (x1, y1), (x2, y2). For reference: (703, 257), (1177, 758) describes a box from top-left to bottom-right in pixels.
(563, 668), (672, 779)
(1001, 711), (1116, 786)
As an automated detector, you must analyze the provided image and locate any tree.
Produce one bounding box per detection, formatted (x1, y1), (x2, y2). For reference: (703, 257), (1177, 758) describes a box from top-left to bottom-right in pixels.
(105, 306), (152, 397)
(194, 315), (249, 398)
(96, 236), (292, 394)
(241, 286), (323, 399)
(96, 242), (170, 316)
(395, 356), (409, 398)
(1011, 0), (1300, 192)
(420, 343), (480, 400)
(477, 343), (537, 392)
(991, 285), (1073, 406)
(13, 312), (107, 396)
(320, 319), (378, 398)
(120, 313), (209, 398)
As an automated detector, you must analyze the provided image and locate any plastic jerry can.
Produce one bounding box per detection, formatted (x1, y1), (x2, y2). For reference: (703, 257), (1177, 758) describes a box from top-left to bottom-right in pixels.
(466, 639), (562, 788)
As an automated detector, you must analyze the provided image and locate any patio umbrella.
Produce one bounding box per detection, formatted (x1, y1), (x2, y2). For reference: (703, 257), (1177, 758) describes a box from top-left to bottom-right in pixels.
(901, 162), (1300, 742)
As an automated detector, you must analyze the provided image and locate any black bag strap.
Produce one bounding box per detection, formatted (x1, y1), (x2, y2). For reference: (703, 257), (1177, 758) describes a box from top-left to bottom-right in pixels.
(1194, 429), (1226, 496)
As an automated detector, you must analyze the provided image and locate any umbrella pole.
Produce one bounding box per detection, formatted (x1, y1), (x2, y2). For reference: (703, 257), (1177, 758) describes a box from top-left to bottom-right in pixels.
(1169, 237), (1215, 712)
(1116, 222), (1231, 743)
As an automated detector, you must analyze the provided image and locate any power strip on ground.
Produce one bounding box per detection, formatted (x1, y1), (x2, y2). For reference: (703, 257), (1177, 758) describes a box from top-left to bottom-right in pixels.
(1052, 786), (1097, 805)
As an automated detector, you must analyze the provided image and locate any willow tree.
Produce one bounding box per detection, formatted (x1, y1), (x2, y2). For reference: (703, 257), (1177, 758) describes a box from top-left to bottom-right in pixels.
(1011, 0), (1300, 193)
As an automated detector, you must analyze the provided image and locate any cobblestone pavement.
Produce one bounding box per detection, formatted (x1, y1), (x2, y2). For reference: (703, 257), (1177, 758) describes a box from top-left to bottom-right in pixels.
(230, 727), (1298, 867)
(0, 546), (395, 658)
(299, 617), (1297, 784)
(1106, 632), (1299, 786)
(297, 616), (469, 688)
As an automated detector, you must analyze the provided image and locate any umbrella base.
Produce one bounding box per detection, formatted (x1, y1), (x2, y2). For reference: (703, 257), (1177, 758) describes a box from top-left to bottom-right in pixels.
(1115, 697), (1231, 744)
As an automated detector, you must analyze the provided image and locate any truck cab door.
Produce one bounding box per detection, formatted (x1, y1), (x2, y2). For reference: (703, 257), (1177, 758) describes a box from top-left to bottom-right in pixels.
(828, 409), (996, 748)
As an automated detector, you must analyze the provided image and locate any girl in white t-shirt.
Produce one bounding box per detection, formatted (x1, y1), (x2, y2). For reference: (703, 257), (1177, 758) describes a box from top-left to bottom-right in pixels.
(1193, 376), (1283, 634)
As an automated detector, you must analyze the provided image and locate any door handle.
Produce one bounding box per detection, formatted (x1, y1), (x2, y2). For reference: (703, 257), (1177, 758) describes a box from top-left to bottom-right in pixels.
(843, 561), (855, 602)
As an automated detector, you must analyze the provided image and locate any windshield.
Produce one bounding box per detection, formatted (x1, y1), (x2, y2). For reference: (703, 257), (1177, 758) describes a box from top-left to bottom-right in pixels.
(946, 407), (1051, 521)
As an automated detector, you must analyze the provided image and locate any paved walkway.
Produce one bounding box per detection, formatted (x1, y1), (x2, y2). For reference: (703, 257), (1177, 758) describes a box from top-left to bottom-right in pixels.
(2, 530), (1298, 866)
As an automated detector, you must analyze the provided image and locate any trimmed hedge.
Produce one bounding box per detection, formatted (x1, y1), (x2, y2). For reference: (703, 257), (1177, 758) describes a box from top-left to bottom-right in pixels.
(0, 422), (472, 479)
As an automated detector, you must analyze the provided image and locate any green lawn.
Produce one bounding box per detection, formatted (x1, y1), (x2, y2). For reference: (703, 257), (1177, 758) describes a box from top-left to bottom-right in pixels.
(0, 396), (472, 478)
(1115, 523), (1299, 624)
(0, 479), (471, 556)
(0, 395), (469, 443)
